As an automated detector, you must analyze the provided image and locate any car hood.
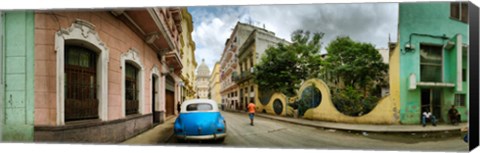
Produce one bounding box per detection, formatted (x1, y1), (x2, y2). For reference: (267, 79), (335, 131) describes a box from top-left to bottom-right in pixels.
(177, 112), (222, 135)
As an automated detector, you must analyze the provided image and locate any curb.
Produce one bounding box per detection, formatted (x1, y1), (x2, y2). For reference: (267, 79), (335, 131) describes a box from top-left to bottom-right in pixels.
(257, 114), (463, 133)
(223, 110), (465, 133)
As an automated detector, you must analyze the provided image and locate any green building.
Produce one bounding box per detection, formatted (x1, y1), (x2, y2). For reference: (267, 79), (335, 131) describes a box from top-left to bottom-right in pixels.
(398, 2), (469, 124)
(0, 11), (35, 141)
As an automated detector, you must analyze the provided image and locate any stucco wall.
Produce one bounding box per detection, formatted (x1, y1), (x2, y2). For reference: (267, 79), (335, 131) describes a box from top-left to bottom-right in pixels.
(301, 79), (399, 124)
(256, 92), (287, 116)
(2, 11), (35, 141)
(398, 3), (469, 124)
(34, 11), (166, 126)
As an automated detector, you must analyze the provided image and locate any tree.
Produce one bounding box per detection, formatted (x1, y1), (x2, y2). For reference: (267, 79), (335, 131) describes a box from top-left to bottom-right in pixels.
(324, 36), (388, 116)
(253, 30), (324, 97)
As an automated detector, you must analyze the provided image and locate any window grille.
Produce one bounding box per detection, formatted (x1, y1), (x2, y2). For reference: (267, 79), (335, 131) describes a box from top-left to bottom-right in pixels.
(64, 45), (98, 121)
(451, 2), (468, 23)
(125, 63), (139, 115)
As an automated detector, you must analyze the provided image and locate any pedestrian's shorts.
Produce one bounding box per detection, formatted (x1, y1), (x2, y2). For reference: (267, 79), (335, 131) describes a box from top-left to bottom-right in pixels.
(249, 113), (254, 119)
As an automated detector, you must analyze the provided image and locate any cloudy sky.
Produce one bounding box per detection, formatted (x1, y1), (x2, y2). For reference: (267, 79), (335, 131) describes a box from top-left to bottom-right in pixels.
(188, 3), (399, 73)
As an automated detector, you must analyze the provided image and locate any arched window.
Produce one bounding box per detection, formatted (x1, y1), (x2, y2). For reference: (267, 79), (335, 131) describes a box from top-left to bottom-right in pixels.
(64, 45), (99, 121)
(55, 20), (109, 125)
(121, 48), (145, 117)
(125, 63), (139, 115)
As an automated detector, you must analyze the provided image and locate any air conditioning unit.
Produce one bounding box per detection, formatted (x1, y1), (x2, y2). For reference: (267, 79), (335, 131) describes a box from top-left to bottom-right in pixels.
(444, 40), (455, 50)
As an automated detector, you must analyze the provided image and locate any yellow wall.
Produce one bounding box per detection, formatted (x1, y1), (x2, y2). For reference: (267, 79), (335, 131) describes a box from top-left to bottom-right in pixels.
(180, 8), (197, 99)
(254, 45), (402, 124)
(302, 78), (400, 124)
(209, 63), (222, 104)
(256, 92), (288, 116)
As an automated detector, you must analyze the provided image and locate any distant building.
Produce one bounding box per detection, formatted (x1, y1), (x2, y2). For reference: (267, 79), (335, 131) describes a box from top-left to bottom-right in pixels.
(218, 22), (289, 111)
(377, 48), (390, 97)
(209, 62), (222, 105)
(236, 28), (289, 112)
(219, 22), (257, 111)
(195, 59), (210, 99)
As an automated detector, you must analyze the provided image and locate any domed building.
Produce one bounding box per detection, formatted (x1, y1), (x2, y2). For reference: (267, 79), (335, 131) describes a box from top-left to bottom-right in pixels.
(195, 59), (211, 99)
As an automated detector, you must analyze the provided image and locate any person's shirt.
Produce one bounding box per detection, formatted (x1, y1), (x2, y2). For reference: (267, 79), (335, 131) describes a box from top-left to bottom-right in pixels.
(423, 112), (431, 118)
(248, 103), (256, 113)
(449, 108), (458, 115)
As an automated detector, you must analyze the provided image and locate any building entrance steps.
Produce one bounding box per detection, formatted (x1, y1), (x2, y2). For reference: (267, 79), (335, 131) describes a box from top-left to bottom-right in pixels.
(228, 110), (467, 133)
(122, 116), (176, 144)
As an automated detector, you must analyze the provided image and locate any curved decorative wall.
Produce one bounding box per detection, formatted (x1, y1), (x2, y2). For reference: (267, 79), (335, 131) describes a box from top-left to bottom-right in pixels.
(302, 79), (400, 124)
(259, 78), (401, 124)
(257, 92), (287, 116)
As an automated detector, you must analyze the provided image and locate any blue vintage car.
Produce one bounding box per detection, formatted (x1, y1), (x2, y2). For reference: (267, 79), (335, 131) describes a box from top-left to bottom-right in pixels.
(174, 99), (227, 142)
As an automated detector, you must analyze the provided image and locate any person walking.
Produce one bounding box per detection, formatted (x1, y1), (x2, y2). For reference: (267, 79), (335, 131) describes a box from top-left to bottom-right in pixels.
(247, 101), (256, 126)
(177, 101), (181, 114)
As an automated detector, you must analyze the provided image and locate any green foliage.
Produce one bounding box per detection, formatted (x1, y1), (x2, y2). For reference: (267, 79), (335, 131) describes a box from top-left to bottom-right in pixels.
(254, 30), (324, 97)
(331, 86), (379, 116)
(324, 36), (388, 91)
(324, 36), (388, 116)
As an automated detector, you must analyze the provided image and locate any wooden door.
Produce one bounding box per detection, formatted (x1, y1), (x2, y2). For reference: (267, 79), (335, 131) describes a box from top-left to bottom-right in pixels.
(166, 90), (175, 116)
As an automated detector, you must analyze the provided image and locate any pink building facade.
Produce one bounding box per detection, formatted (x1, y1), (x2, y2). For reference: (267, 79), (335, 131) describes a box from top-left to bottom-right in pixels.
(33, 8), (185, 143)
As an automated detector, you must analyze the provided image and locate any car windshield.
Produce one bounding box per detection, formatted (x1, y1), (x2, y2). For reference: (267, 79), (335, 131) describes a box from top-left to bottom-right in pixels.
(186, 103), (213, 111)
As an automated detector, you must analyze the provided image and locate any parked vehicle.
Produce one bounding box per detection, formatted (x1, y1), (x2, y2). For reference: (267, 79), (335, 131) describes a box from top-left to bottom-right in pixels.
(174, 99), (227, 142)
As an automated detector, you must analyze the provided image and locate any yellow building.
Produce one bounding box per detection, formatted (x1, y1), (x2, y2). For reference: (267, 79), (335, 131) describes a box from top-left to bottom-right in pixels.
(209, 62), (222, 105)
(179, 8), (197, 101)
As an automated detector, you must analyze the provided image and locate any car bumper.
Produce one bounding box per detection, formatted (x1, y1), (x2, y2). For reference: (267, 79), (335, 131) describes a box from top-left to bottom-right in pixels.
(176, 133), (227, 140)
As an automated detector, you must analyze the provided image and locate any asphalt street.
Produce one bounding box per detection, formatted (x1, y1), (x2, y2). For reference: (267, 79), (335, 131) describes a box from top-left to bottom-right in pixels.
(164, 111), (468, 152)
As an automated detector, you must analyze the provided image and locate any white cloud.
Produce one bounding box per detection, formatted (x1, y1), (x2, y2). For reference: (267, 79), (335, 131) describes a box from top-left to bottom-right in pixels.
(189, 3), (398, 72)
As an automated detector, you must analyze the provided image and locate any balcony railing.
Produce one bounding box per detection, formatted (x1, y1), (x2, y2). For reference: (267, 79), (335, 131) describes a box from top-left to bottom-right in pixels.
(235, 71), (253, 83)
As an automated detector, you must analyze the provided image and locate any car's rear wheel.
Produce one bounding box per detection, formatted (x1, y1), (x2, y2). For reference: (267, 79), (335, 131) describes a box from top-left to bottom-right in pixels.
(216, 137), (225, 143)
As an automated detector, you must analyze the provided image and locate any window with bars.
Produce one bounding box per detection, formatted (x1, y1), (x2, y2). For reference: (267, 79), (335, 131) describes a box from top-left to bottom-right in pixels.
(451, 2), (468, 23)
(64, 45), (98, 121)
(125, 63), (139, 115)
(455, 94), (466, 107)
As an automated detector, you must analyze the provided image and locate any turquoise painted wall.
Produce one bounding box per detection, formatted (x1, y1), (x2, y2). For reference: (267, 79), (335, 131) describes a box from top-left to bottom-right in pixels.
(1, 11), (35, 141)
(399, 2), (468, 124)
(0, 12), (3, 141)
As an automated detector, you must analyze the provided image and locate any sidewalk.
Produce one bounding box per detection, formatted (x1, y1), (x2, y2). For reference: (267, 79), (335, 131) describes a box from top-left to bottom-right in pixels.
(122, 116), (176, 144)
(228, 110), (467, 133)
